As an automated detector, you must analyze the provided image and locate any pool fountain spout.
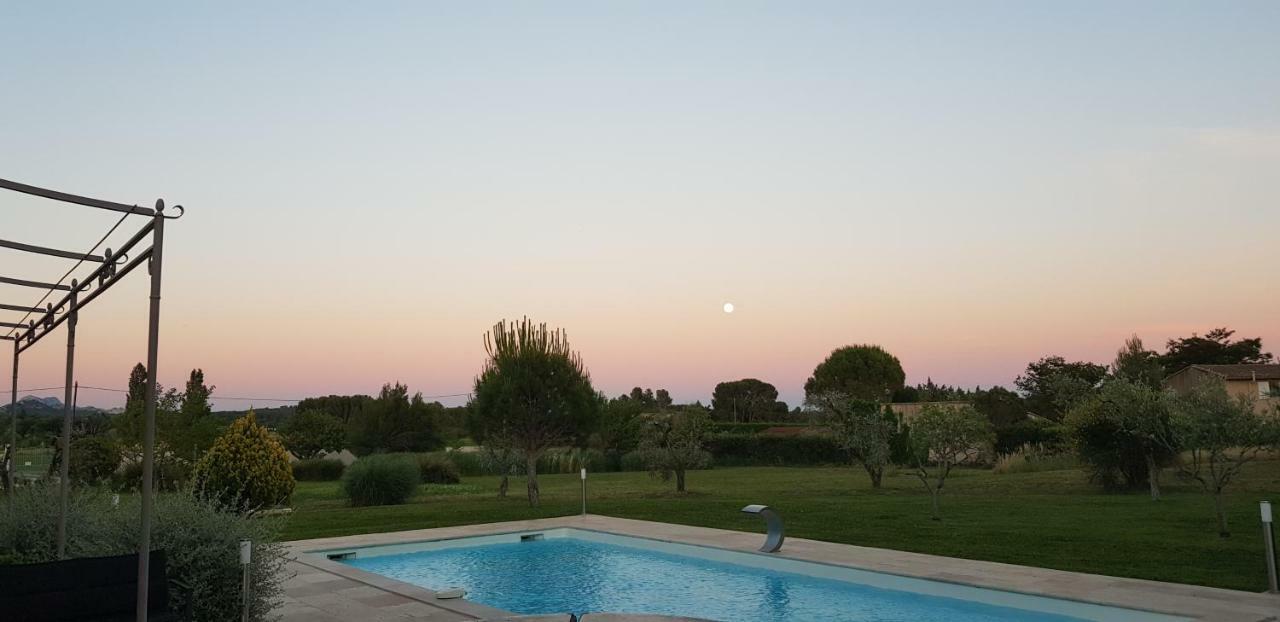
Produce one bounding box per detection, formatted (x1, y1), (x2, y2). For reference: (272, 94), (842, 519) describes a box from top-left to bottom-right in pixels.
(740, 504), (784, 553)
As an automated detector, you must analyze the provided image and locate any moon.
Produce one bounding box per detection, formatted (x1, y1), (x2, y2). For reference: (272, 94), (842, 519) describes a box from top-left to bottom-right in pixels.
(723, 302), (735, 314)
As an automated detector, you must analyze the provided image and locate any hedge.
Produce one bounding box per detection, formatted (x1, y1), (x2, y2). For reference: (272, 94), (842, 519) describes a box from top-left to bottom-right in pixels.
(705, 433), (848, 467)
(292, 458), (345, 481)
(994, 420), (1067, 455)
(709, 422), (811, 435)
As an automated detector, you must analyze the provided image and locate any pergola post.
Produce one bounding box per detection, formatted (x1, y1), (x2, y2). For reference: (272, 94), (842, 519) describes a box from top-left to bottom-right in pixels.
(6, 339), (15, 494)
(135, 201), (165, 622)
(56, 282), (78, 558)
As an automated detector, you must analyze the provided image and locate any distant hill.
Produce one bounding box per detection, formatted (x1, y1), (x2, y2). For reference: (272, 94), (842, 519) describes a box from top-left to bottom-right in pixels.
(0, 395), (111, 417)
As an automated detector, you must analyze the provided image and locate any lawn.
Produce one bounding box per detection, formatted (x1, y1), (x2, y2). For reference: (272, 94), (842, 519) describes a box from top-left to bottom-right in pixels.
(283, 461), (1280, 592)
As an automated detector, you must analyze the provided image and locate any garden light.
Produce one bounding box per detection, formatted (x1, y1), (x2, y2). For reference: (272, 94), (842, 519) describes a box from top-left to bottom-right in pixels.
(1263, 502), (1278, 593)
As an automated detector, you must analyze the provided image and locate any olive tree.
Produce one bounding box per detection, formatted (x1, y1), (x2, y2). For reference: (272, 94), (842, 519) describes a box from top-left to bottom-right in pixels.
(470, 318), (599, 506)
(911, 404), (993, 520)
(809, 392), (894, 488)
(638, 409), (712, 493)
(1066, 379), (1177, 498)
(478, 444), (523, 498)
(1168, 380), (1278, 537)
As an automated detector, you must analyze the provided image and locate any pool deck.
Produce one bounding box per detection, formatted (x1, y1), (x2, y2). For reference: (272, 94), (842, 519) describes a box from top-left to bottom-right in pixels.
(279, 514), (1280, 622)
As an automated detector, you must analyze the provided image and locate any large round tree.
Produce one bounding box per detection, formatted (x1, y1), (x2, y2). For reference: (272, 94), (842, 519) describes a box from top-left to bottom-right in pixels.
(805, 344), (906, 402)
(470, 318), (599, 506)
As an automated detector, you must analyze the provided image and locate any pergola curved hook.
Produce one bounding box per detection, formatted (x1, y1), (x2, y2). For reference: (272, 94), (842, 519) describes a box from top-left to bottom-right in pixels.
(741, 504), (784, 553)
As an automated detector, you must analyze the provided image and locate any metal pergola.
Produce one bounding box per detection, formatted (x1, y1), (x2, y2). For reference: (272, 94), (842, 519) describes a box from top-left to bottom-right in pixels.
(2, 177), (182, 622)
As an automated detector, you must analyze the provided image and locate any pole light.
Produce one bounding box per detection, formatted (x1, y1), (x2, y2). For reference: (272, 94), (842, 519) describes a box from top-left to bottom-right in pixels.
(240, 540), (252, 622)
(1263, 501), (1278, 594)
(580, 468), (587, 516)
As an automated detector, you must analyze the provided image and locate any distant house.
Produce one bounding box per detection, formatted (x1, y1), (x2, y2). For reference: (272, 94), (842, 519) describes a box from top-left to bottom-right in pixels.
(1164, 364), (1280, 414)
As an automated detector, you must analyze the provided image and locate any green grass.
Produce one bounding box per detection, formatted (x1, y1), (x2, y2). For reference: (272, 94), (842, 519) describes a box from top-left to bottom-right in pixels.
(283, 461), (1280, 592)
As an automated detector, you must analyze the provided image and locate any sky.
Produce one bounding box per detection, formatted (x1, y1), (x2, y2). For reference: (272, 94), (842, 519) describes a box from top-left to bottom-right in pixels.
(1, 2), (1277, 410)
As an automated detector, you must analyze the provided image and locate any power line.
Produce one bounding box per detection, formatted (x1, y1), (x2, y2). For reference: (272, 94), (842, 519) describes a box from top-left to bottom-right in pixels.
(2, 210), (133, 338)
(0, 384), (473, 402)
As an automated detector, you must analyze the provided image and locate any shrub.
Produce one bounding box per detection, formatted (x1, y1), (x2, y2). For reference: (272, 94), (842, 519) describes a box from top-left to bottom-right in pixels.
(112, 453), (192, 493)
(537, 447), (609, 474)
(292, 458), (345, 481)
(445, 450), (490, 476)
(417, 454), (461, 484)
(192, 412), (295, 511)
(993, 444), (1080, 474)
(705, 432), (847, 466)
(995, 420), (1067, 455)
(710, 422), (808, 435)
(0, 485), (287, 622)
(619, 450), (648, 471)
(69, 436), (121, 484)
(343, 454), (420, 506)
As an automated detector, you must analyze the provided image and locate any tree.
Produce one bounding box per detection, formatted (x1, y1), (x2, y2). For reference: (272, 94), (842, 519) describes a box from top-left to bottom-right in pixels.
(1160, 327), (1273, 373)
(280, 410), (346, 459)
(470, 318), (600, 506)
(971, 386), (1026, 429)
(295, 394), (373, 425)
(805, 345), (905, 402)
(478, 444), (524, 497)
(1168, 379), (1278, 537)
(809, 393), (894, 488)
(638, 410), (712, 492)
(1066, 379), (1177, 498)
(126, 363), (148, 411)
(1015, 356), (1107, 420)
(192, 411), (295, 512)
(1112, 335), (1165, 389)
(597, 392), (646, 457)
(911, 404), (993, 520)
(166, 369), (222, 460)
(711, 379), (785, 422)
(348, 383), (443, 455)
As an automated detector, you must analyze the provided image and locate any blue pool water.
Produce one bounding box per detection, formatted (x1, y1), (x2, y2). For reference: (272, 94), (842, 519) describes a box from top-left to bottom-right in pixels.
(340, 533), (1118, 622)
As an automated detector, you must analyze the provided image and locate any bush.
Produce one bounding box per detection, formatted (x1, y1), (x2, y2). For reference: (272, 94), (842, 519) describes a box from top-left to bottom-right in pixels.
(993, 444), (1080, 474)
(444, 450), (489, 476)
(69, 436), (121, 484)
(537, 447), (609, 474)
(343, 454), (420, 506)
(112, 454), (192, 493)
(705, 432), (847, 466)
(192, 412), (295, 511)
(417, 454), (461, 484)
(292, 458), (345, 481)
(0, 485), (287, 622)
(710, 422), (809, 435)
(995, 420), (1067, 455)
(619, 450), (648, 471)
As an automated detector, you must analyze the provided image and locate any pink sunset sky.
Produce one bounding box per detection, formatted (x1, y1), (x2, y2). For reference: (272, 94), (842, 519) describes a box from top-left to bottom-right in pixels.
(2, 4), (1277, 410)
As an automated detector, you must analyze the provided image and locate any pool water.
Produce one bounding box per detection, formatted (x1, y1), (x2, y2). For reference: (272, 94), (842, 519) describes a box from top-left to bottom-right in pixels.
(336, 531), (1176, 622)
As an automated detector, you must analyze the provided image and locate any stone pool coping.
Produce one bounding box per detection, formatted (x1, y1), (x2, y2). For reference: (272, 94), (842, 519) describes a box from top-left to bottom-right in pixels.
(286, 514), (1280, 622)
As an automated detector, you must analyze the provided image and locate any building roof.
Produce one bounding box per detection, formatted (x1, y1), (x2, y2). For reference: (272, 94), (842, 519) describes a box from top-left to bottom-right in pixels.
(1173, 364), (1280, 381)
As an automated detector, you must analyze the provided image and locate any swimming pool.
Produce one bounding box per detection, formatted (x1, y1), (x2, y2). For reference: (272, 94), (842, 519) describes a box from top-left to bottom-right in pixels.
(324, 528), (1187, 622)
